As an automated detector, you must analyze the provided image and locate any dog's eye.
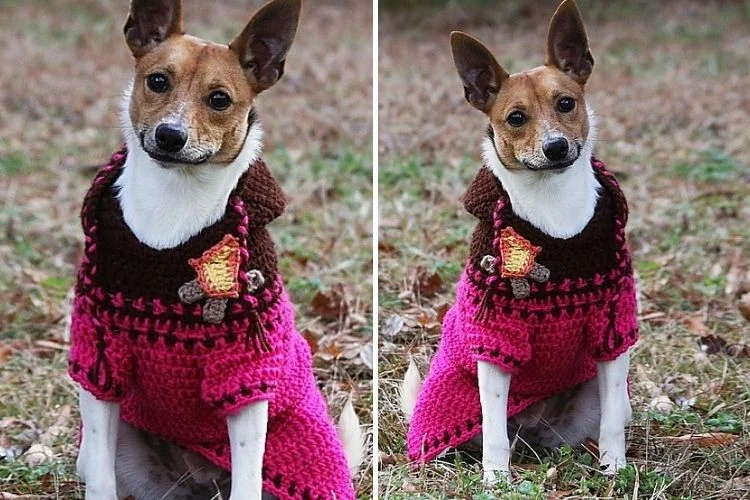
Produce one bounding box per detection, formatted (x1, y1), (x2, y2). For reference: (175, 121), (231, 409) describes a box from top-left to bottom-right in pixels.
(208, 91), (232, 111)
(147, 73), (170, 93)
(506, 111), (526, 128)
(557, 97), (576, 113)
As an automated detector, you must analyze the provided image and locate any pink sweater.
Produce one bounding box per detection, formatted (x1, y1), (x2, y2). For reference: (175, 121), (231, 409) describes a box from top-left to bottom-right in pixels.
(69, 150), (354, 500)
(408, 158), (638, 462)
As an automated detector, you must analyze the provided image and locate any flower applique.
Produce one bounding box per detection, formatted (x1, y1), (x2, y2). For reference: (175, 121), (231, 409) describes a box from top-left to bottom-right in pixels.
(178, 234), (265, 324)
(482, 227), (550, 299)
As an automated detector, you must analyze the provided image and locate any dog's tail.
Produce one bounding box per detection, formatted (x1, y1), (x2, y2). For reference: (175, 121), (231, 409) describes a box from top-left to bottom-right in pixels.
(337, 394), (364, 475)
(400, 357), (422, 422)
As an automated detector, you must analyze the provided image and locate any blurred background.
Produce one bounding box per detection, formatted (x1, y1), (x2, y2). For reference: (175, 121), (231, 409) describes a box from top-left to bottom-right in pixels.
(0, 0), (373, 497)
(378, 0), (749, 498)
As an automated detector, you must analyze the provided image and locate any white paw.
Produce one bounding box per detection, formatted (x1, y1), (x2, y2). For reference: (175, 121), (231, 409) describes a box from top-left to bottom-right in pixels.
(599, 453), (626, 476)
(482, 465), (510, 486)
(598, 439), (626, 476)
(599, 425), (627, 475)
(78, 455), (117, 500)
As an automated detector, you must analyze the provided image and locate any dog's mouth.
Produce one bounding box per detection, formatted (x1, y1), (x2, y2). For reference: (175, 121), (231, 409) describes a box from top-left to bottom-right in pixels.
(522, 143), (582, 172)
(523, 157), (577, 172)
(139, 132), (213, 167)
(144, 149), (213, 166)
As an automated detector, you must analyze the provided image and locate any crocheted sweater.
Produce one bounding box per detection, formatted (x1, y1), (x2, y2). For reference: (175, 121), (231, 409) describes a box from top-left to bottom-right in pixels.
(408, 158), (638, 463)
(68, 149), (354, 500)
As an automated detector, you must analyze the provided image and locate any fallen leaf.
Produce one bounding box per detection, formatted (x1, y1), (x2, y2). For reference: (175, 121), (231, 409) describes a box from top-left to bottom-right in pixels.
(545, 465), (558, 481)
(648, 395), (676, 413)
(435, 302), (451, 322)
(320, 342), (343, 359)
(0, 344), (13, 363)
(725, 260), (744, 297)
(310, 287), (348, 321)
(660, 432), (738, 447)
(726, 343), (750, 358)
(739, 292), (750, 321)
(22, 443), (54, 467)
(300, 328), (321, 353)
(381, 314), (404, 339)
(378, 240), (398, 255)
(414, 309), (439, 329)
(685, 315), (708, 335)
(412, 267), (443, 297)
(359, 342), (373, 370)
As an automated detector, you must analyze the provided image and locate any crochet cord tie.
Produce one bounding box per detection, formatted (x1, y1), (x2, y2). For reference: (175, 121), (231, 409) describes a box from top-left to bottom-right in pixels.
(247, 310), (272, 354)
(90, 323), (113, 393)
(474, 288), (496, 323)
(601, 298), (623, 356)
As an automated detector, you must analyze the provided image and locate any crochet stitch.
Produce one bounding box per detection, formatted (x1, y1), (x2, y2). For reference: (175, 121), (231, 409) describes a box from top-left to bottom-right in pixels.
(408, 158), (638, 463)
(68, 149), (354, 500)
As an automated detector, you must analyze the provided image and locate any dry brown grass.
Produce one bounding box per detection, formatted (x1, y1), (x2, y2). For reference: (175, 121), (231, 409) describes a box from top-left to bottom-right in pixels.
(0, 0), (373, 498)
(379, 1), (750, 498)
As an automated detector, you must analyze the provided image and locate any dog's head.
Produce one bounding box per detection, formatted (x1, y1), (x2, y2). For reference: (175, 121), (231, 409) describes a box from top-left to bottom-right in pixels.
(123, 0), (300, 167)
(451, 0), (593, 172)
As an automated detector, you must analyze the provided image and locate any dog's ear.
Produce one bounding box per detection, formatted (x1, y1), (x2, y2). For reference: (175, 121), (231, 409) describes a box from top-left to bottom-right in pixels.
(545, 0), (594, 84)
(124, 0), (184, 58)
(230, 0), (302, 94)
(450, 32), (509, 113)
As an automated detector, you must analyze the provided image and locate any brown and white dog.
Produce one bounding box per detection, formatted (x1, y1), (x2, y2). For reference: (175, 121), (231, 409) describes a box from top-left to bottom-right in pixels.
(402, 0), (633, 484)
(74, 1), (362, 499)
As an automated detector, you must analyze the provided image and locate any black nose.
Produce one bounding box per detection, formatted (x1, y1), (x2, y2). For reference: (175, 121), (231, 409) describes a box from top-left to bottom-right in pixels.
(542, 137), (569, 161)
(155, 123), (187, 153)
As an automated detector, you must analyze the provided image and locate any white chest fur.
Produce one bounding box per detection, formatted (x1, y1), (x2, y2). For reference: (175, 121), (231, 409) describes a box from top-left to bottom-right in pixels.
(481, 112), (600, 239)
(115, 89), (263, 250)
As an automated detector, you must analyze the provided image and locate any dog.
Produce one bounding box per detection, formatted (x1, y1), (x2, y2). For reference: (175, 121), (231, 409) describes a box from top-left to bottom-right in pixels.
(68, 1), (362, 499)
(402, 0), (638, 485)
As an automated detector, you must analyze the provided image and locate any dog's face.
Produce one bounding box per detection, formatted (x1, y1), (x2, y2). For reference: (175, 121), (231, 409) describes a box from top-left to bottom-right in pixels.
(124, 0), (300, 167)
(451, 0), (594, 172)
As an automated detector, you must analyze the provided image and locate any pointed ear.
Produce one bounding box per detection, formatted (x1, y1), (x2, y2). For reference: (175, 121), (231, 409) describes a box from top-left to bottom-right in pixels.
(450, 32), (509, 113)
(230, 0), (302, 94)
(123, 0), (184, 58)
(545, 0), (594, 84)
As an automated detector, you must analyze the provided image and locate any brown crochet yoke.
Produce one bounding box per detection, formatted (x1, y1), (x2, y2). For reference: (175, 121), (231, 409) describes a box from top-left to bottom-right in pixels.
(462, 159), (629, 293)
(79, 149), (286, 305)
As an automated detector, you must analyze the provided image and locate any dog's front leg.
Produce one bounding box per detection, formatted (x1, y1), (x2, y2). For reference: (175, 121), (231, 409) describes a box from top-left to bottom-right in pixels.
(477, 360), (511, 485)
(227, 400), (269, 500)
(77, 389), (120, 500)
(597, 351), (631, 474)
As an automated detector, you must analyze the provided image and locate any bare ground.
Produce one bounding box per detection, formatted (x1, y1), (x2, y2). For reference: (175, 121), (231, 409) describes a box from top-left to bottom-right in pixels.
(0, 0), (373, 498)
(379, 1), (750, 498)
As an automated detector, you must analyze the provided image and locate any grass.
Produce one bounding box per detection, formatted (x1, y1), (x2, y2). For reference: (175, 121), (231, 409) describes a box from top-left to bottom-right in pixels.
(378, 0), (750, 498)
(0, 0), (373, 498)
